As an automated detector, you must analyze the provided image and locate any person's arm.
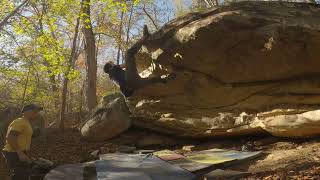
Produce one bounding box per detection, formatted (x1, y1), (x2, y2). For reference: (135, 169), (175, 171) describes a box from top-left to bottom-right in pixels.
(6, 130), (31, 163)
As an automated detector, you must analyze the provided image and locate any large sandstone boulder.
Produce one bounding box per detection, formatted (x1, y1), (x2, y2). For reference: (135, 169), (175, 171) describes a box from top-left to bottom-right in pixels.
(81, 93), (131, 141)
(258, 109), (320, 138)
(126, 2), (320, 138)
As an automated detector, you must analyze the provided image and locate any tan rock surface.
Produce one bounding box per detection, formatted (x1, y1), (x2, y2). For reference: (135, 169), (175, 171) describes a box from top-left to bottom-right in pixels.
(126, 2), (320, 138)
(81, 93), (131, 141)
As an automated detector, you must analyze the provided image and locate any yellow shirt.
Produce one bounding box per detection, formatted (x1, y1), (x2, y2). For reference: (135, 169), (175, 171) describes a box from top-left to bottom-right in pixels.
(3, 118), (33, 152)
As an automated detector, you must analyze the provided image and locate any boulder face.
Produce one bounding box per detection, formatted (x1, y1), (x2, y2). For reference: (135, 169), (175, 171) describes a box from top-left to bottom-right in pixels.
(260, 110), (320, 138)
(81, 93), (131, 141)
(127, 2), (320, 138)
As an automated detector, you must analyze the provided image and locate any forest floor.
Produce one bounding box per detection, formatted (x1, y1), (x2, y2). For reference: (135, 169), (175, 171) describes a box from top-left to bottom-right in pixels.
(30, 128), (320, 179)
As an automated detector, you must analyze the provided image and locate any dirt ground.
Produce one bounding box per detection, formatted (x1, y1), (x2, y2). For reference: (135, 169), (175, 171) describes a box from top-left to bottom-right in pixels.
(29, 128), (320, 179)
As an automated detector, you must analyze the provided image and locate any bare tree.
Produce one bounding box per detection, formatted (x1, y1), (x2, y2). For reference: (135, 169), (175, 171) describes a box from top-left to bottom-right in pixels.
(59, 14), (81, 130)
(143, 3), (159, 30)
(81, 0), (97, 111)
(116, 11), (124, 65)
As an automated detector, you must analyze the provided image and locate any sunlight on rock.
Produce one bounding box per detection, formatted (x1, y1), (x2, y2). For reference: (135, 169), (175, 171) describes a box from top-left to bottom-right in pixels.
(151, 48), (163, 60)
(161, 113), (173, 118)
(174, 53), (183, 61)
(128, 2), (320, 139)
(264, 37), (275, 51)
(136, 100), (161, 108)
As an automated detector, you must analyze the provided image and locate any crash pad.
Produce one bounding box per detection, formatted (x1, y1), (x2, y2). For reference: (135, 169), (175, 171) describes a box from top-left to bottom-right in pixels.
(153, 150), (211, 172)
(44, 162), (99, 180)
(204, 169), (251, 180)
(170, 158), (213, 172)
(153, 150), (185, 161)
(45, 155), (195, 180)
(44, 164), (85, 180)
(158, 149), (262, 172)
(186, 149), (262, 164)
(98, 154), (195, 180)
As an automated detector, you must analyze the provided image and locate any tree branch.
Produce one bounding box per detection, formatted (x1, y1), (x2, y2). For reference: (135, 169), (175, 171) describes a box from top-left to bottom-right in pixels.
(94, 32), (112, 38)
(142, 4), (159, 30)
(0, 0), (29, 31)
(126, 2), (134, 47)
(116, 10), (124, 65)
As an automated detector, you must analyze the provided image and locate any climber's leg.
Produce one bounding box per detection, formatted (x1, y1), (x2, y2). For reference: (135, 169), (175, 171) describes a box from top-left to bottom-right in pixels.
(125, 47), (140, 84)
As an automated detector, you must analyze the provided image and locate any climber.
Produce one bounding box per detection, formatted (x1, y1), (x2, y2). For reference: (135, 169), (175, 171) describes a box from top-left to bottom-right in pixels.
(104, 25), (175, 97)
(2, 104), (43, 180)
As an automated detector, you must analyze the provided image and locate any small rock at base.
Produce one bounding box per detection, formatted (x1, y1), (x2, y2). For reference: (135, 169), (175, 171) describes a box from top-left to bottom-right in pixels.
(90, 150), (100, 157)
(182, 145), (195, 151)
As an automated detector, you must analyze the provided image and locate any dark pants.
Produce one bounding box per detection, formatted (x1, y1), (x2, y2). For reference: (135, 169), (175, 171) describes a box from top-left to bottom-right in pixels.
(1, 151), (31, 180)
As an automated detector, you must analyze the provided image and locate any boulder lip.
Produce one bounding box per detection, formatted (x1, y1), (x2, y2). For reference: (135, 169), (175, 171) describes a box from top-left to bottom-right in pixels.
(143, 1), (320, 50)
(136, 1), (320, 80)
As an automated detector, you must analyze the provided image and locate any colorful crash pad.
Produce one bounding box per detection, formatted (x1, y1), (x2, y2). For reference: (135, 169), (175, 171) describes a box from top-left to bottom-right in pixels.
(45, 149), (260, 179)
(98, 154), (195, 180)
(45, 154), (195, 180)
(154, 149), (262, 172)
(204, 169), (251, 180)
(153, 150), (185, 161)
(186, 148), (262, 164)
(170, 158), (213, 172)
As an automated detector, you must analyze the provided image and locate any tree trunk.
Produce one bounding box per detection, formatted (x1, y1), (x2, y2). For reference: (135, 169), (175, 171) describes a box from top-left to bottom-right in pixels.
(59, 14), (80, 130)
(116, 11), (124, 65)
(79, 81), (85, 122)
(38, 2), (59, 107)
(81, 0), (97, 111)
(21, 67), (31, 108)
(125, 3), (134, 47)
(59, 78), (68, 130)
(122, 3), (134, 64)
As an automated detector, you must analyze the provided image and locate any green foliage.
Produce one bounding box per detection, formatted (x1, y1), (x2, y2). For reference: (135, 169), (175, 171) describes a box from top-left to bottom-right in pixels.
(0, 0), (15, 19)
(0, 0), (143, 117)
(97, 0), (140, 20)
(0, 0), (80, 110)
